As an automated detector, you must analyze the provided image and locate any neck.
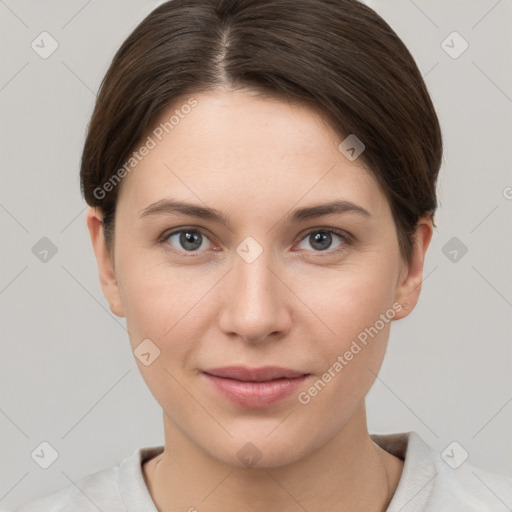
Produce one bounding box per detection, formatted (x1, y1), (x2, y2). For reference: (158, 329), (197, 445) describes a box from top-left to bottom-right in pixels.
(143, 404), (403, 512)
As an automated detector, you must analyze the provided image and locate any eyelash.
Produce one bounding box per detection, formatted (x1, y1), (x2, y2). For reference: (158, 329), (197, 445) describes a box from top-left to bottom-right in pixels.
(158, 227), (352, 256)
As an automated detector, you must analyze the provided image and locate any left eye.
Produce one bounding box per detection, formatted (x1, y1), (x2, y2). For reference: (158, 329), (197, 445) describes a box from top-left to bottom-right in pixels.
(296, 229), (348, 252)
(165, 229), (212, 252)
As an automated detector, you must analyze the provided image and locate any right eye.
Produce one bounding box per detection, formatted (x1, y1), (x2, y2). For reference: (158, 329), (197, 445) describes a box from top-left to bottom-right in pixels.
(163, 228), (214, 253)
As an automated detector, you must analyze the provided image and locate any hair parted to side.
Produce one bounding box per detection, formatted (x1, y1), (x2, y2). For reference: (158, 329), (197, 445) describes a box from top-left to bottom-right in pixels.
(80, 0), (443, 266)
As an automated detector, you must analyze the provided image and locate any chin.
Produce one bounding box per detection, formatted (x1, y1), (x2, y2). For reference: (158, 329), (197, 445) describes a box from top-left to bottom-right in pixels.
(199, 423), (325, 470)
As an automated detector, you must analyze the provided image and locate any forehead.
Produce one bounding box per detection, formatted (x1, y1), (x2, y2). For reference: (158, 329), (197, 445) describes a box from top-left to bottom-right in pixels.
(117, 89), (386, 216)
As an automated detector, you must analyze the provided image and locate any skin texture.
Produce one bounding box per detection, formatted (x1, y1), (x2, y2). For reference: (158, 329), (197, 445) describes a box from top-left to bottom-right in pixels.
(87, 88), (432, 511)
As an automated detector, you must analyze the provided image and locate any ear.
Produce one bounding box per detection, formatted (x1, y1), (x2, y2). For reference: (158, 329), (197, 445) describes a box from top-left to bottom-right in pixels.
(86, 207), (125, 318)
(393, 214), (433, 321)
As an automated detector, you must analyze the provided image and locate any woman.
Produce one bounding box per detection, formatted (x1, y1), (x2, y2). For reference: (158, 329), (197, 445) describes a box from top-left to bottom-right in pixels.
(15, 0), (512, 510)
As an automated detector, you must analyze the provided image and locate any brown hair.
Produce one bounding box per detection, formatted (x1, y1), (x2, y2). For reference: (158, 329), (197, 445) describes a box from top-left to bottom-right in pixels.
(80, 0), (442, 265)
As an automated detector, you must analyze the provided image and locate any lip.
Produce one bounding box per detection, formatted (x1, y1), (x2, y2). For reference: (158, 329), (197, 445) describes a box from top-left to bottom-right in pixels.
(202, 366), (310, 408)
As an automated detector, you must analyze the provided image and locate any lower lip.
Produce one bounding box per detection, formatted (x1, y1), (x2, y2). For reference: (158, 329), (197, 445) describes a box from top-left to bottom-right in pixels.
(203, 373), (309, 408)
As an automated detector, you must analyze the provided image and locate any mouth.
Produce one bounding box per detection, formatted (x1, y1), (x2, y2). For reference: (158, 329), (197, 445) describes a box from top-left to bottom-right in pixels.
(201, 366), (310, 408)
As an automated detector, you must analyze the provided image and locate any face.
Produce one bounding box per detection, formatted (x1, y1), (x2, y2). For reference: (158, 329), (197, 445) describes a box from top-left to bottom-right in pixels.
(88, 88), (431, 468)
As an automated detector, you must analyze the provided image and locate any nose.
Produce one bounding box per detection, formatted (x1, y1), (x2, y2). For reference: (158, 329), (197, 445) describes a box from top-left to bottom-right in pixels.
(218, 249), (292, 344)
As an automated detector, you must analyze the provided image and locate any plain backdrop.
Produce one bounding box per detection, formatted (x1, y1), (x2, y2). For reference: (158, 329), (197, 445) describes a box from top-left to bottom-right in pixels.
(1, 0), (511, 509)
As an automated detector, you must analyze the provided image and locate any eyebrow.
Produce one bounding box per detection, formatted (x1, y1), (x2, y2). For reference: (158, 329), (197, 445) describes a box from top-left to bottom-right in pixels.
(138, 198), (371, 227)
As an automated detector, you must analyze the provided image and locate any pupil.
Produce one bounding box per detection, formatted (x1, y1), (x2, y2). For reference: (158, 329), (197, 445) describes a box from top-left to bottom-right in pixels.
(311, 232), (331, 251)
(180, 231), (201, 251)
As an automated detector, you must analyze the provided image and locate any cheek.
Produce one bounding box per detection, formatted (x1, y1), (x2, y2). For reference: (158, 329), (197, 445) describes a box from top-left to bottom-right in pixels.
(116, 255), (213, 408)
(304, 257), (398, 334)
(116, 250), (217, 352)
(293, 275), (396, 432)
(297, 259), (399, 383)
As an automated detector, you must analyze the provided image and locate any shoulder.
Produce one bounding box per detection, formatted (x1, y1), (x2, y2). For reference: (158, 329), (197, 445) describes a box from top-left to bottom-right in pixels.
(430, 446), (512, 511)
(372, 431), (512, 512)
(13, 465), (120, 512)
(12, 445), (164, 512)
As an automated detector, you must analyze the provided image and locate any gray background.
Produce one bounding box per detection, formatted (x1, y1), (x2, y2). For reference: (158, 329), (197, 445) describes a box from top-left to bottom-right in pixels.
(1, 0), (511, 509)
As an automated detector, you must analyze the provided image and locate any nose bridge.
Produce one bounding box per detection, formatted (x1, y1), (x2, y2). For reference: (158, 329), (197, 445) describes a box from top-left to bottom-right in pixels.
(219, 242), (290, 342)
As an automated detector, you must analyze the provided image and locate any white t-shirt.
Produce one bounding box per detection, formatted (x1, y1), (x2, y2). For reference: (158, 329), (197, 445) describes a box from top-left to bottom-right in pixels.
(13, 431), (512, 511)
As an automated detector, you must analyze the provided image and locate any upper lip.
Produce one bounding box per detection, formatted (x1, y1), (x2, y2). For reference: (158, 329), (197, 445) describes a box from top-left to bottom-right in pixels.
(203, 366), (309, 382)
